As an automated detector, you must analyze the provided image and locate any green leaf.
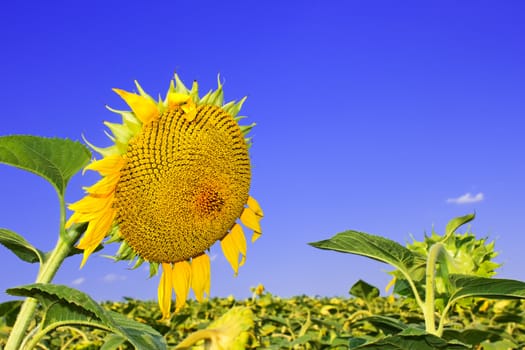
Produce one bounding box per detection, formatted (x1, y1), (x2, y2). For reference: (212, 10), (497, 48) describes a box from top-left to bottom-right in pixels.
(448, 274), (525, 304)
(349, 280), (380, 300)
(480, 339), (520, 350)
(0, 228), (44, 264)
(358, 315), (408, 335)
(442, 328), (505, 346)
(443, 213), (475, 241)
(6, 283), (166, 350)
(354, 331), (470, 349)
(108, 311), (167, 350)
(0, 300), (23, 327)
(101, 334), (127, 350)
(310, 230), (422, 279)
(0, 135), (91, 196)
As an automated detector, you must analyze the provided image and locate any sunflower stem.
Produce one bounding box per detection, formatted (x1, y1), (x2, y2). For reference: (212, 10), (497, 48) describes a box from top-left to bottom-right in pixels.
(423, 242), (444, 335)
(5, 198), (83, 350)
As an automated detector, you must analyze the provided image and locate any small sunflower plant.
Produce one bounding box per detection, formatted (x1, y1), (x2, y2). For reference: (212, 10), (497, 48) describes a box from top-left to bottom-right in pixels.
(311, 213), (525, 348)
(0, 74), (262, 350)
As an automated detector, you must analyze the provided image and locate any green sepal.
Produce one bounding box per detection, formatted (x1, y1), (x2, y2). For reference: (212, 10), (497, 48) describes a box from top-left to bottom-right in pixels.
(149, 262), (159, 278)
(443, 213), (475, 242)
(173, 74), (190, 94)
(223, 96), (247, 118)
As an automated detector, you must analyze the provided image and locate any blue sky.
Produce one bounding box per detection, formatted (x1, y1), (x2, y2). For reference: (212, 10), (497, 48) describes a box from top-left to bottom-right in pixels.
(1, 1), (525, 302)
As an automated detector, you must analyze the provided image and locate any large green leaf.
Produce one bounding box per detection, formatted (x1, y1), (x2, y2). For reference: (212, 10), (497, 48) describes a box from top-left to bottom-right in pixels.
(6, 283), (166, 350)
(0, 228), (44, 264)
(353, 329), (470, 349)
(448, 274), (525, 304)
(442, 328), (506, 346)
(0, 135), (91, 196)
(310, 230), (422, 277)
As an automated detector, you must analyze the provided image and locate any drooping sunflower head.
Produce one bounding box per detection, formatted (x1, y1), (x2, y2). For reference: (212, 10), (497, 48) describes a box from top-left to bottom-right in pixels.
(67, 74), (263, 319)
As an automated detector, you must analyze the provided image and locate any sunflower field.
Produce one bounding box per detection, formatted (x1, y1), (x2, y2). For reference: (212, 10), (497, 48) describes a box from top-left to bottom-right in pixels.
(2, 288), (525, 349)
(2, 74), (525, 349)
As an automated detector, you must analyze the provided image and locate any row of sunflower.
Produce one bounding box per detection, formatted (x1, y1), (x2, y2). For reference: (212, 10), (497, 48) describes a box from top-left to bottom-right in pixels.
(2, 291), (524, 348)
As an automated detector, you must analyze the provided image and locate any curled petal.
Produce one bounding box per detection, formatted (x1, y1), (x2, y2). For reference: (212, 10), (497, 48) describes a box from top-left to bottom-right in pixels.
(385, 276), (396, 293)
(221, 224), (247, 276)
(240, 207), (262, 242)
(168, 91), (197, 121)
(167, 91), (190, 107)
(251, 231), (262, 243)
(247, 196), (263, 217)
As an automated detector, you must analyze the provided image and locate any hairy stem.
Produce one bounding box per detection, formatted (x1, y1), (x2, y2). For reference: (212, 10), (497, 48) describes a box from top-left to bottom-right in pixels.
(436, 300), (454, 337)
(424, 242), (445, 335)
(5, 198), (82, 350)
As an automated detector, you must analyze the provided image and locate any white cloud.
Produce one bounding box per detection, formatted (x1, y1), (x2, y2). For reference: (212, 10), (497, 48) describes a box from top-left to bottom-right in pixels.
(102, 273), (127, 283)
(71, 277), (85, 286)
(446, 192), (484, 204)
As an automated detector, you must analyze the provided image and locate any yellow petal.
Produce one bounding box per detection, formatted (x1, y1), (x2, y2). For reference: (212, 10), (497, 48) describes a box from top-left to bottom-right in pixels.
(191, 254), (211, 302)
(251, 231), (262, 243)
(181, 99), (197, 121)
(68, 194), (109, 213)
(113, 88), (158, 124)
(69, 191), (115, 215)
(220, 224), (247, 276)
(66, 194), (114, 228)
(173, 261), (192, 311)
(247, 196), (263, 217)
(385, 276), (396, 293)
(66, 210), (99, 228)
(240, 207), (262, 236)
(255, 284), (265, 296)
(167, 91), (190, 107)
(167, 92), (197, 121)
(158, 263), (174, 320)
(83, 173), (120, 197)
(77, 208), (116, 267)
(84, 155), (125, 176)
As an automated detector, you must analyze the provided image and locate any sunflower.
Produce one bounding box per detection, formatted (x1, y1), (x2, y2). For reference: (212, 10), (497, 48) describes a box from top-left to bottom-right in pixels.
(66, 74), (263, 319)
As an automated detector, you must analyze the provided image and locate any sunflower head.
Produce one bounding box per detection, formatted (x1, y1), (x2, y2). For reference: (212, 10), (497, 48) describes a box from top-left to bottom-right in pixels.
(175, 306), (254, 350)
(67, 74), (263, 319)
